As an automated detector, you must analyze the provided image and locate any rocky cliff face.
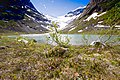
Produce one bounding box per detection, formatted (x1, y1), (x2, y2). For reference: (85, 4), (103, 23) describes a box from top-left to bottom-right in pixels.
(81, 0), (119, 18)
(0, 0), (50, 33)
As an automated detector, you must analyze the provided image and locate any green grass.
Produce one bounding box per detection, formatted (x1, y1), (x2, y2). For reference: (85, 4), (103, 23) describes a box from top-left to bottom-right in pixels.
(0, 20), (17, 29)
(72, 29), (120, 35)
(0, 35), (120, 80)
(99, 0), (120, 10)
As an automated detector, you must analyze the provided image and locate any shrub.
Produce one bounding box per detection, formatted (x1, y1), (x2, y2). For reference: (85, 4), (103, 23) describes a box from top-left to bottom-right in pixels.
(49, 22), (70, 48)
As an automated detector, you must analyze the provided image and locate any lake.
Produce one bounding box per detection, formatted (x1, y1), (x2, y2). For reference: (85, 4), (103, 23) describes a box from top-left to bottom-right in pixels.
(8, 33), (120, 45)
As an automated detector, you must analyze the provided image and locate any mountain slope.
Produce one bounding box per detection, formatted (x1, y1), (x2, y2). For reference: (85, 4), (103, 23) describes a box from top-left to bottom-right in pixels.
(64, 0), (120, 34)
(0, 0), (50, 33)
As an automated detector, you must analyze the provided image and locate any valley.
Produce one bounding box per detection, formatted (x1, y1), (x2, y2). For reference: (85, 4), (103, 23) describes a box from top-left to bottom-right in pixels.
(0, 0), (120, 80)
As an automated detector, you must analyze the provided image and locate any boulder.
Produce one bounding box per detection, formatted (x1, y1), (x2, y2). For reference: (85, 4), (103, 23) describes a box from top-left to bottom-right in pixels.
(48, 47), (68, 57)
(0, 46), (6, 50)
(18, 39), (28, 44)
(90, 41), (106, 48)
(0, 46), (11, 50)
(32, 39), (37, 43)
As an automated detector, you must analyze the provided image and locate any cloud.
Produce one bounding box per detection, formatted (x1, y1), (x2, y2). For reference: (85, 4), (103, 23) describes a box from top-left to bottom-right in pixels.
(51, 0), (54, 3)
(48, 0), (54, 3)
(43, 4), (46, 9)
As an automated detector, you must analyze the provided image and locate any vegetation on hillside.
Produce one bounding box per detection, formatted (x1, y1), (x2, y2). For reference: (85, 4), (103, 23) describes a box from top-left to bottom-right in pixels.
(100, 1), (120, 25)
(0, 20), (17, 28)
(99, 0), (120, 11)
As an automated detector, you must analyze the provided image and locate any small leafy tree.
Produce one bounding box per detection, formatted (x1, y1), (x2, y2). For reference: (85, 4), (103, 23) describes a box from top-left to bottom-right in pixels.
(49, 22), (70, 48)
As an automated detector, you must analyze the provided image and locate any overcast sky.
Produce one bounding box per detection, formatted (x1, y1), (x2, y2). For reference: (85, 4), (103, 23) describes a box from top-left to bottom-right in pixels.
(31, 0), (89, 17)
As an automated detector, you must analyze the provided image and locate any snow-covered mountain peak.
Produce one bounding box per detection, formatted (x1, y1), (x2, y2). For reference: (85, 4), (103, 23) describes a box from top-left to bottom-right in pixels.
(71, 6), (86, 12)
(46, 6), (86, 30)
(65, 6), (85, 17)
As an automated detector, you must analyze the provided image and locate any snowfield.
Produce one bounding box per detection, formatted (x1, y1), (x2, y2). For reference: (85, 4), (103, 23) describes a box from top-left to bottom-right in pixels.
(46, 14), (81, 30)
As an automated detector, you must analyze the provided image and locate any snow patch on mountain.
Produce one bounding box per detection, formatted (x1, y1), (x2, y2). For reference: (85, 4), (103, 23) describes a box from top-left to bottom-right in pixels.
(72, 6), (86, 12)
(94, 24), (110, 28)
(84, 12), (106, 21)
(69, 27), (76, 31)
(78, 30), (83, 32)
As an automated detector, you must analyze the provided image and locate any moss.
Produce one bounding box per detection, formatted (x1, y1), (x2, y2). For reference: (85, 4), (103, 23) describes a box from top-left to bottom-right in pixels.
(0, 35), (120, 80)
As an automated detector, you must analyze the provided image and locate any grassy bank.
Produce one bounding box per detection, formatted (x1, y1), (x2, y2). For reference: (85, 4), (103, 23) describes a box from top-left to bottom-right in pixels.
(0, 36), (120, 80)
(66, 29), (120, 35)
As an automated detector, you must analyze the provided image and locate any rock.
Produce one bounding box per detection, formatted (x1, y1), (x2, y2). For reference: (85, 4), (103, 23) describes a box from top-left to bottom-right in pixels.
(74, 72), (80, 77)
(0, 46), (11, 50)
(18, 39), (28, 44)
(0, 46), (6, 49)
(32, 39), (37, 43)
(93, 53), (101, 56)
(90, 40), (106, 48)
(49, 47), (68, 57)
(55, 47), (68, 54)
(6, 46), (11, 48)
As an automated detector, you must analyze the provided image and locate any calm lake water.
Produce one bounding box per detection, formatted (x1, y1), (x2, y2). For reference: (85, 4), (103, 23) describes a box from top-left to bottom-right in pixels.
(8, 33), (120, 45)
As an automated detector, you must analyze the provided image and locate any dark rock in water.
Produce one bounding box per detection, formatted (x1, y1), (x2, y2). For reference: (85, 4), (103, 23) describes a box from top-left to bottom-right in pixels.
(32, 39), (37, 43)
